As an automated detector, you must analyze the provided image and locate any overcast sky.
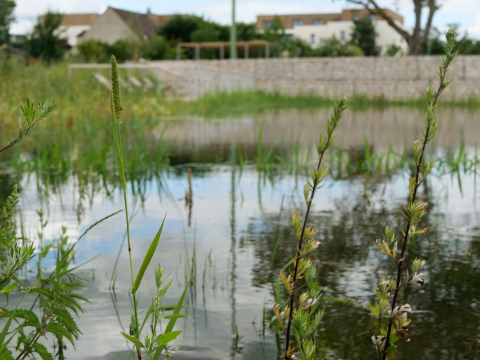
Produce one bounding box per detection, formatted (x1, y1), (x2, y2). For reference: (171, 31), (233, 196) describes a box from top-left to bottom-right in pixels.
(11, 0), (480, 39)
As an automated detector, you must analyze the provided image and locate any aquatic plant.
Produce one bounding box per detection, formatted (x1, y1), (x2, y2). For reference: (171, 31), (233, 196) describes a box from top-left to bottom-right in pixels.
(0, 98), (89, 360)
(110, 55), (189, 360)
(274, 98), (348, 360)
(370, 30), (458, 360)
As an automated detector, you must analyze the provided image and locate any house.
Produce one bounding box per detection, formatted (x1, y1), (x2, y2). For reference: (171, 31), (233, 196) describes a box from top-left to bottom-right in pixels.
(256, 8), (403, 33)
(41, 13), (98, 48)
(257, 8), (409, 55)
(78, 7), (174, 45)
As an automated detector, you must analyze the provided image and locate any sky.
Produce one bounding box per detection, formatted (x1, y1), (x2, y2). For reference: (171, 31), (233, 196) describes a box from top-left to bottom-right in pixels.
(10, 0), (480, 39)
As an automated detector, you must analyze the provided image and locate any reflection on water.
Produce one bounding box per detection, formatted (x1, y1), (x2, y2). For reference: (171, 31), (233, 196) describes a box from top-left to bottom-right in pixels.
(2, 107), (480, 360)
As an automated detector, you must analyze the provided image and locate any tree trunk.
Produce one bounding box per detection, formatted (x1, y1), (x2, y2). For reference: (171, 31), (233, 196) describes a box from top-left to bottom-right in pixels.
(407, 36), (426, 56)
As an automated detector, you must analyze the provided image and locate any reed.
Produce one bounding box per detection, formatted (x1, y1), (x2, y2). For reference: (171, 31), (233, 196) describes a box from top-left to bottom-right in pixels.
(370, 30), (457, 360)
(110, 55), (189, 360)
(274, 98), (348, 360)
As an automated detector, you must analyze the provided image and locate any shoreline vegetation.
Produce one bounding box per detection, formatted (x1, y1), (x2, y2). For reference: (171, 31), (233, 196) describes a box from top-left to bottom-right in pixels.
(1, 62), (480, 131)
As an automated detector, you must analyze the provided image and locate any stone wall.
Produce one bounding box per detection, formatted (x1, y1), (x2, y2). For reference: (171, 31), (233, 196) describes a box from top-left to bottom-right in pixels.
(154, 56), (480, 100)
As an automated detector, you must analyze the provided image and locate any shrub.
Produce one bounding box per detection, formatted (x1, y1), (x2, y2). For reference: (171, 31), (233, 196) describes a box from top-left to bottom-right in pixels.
(312, 36), (364, 57)
(77, 39), (108, 63)
(139, 35), (172, 60)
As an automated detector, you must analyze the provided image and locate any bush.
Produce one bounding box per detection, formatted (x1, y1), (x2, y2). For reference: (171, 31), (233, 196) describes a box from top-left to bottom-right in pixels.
(77, 39), (108, 62)
(312, 36), (364, 57)
(139, 35), (173, 60)
(108, 39), (136, 62)
(386, 44), (403, 57)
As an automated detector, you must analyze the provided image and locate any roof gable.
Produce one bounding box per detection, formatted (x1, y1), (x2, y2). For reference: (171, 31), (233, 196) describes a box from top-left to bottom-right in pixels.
(110, 7), (157, 38)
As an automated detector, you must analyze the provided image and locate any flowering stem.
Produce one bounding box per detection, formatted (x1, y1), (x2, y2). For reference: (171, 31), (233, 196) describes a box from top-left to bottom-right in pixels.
(284, 98), (347, 359)
(284, 140), (329, 359)
(380, 33), (456, 359)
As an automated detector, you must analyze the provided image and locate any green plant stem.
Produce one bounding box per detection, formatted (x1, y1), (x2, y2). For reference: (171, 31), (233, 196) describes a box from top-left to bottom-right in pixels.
(284, 135), (331, 359)
(112, 112), (142, 359)
(381, 78), (443, 360)
(16, 298), (57, 360)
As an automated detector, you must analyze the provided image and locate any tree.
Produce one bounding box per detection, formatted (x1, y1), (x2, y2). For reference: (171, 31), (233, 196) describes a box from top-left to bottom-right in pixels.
(159, 15), (229, 43)
(344, 0), (441, 55)
(350, 17), (379, 56)
(0, 0), (15, 46)
(190, 24), (220, 42)
(236, 22), (260, 41)
(29, 12), (66, 61)
(262, 16), (286, 43)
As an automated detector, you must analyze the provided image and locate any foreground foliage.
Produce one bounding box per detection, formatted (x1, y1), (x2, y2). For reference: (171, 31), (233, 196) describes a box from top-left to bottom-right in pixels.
(370, 30), (457, 359)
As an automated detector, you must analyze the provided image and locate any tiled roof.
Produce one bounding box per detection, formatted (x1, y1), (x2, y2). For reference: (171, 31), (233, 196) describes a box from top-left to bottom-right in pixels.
(110, 7), (157, 37)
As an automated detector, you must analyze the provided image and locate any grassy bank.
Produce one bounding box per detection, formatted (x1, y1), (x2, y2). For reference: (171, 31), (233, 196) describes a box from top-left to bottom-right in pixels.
(1, 62), (480, 129)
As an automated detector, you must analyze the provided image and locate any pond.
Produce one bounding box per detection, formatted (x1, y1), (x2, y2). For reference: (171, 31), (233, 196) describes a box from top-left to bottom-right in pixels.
(3, 106), (480, 359)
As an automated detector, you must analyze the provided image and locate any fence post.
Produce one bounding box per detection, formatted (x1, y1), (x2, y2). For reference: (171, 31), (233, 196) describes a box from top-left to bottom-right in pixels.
(194, 66), (198, 99)
(177, 44), (180, 60)
(245, 42), (248, 59)
(195, 44), (200, 60)
(220, 43), (224, 60)
(265, 43), (269, 59)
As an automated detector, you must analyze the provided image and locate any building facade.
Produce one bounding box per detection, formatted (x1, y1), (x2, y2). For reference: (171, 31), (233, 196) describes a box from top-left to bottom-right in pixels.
(41, 13), (98, 48)
(293, 20), (409, 55)
(257, 8), (409, 55)
(256, 8), (403, 32)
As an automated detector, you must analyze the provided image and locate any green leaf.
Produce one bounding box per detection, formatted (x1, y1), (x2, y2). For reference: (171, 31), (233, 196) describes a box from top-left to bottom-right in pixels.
(156, 330), (182, 345)
(163, 314), (189, 320)
(46, 323), (75, 348)
(120, 332), (144, 349)
(29, 287), (54, 300)
(152, 274), (191, 360)
(53, 308), (81, 335)
(0, 309), (40, 327)
(33, 343), (54, 360)
(0, 311), (15, 348)
(58, 294), (85, 315)
(132, 216), (166, 294)
(0, 282), (16, 294)
(0, 348), (14, 360)
(69, 294), (91, 304)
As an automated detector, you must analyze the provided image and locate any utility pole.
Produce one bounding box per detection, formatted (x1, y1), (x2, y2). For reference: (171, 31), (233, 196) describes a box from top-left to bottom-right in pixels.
(230, 0), (237, 59)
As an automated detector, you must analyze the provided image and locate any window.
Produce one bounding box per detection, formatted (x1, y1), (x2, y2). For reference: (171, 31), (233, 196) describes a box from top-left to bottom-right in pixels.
(292, 19), (303, 27)
(310, 34), (315, 44)
(262, 20), (272, 29)
(313, 19), (324, 25)
(364, 14), (375, 21)
(340, 30), (345, 41)
(352, 15), (358, 20)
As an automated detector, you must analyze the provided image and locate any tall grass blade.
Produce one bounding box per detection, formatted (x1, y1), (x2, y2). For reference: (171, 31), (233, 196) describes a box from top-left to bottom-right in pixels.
(132, 215), (166, 294)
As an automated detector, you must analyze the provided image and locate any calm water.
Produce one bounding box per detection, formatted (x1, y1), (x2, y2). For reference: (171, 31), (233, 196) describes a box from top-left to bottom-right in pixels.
(3, 107), (480, 359)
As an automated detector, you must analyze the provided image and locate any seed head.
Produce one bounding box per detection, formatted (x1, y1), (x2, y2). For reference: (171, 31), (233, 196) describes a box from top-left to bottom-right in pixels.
(110, 55), (122, 124)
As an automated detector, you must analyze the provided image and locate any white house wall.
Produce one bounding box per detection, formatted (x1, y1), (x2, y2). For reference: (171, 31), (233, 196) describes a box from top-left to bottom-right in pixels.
(59, 25), (91, 47)
(292, 20), (409, 55)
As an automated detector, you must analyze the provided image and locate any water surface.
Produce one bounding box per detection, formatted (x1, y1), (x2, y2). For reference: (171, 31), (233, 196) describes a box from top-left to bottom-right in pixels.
(3, 107), (480, 360)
